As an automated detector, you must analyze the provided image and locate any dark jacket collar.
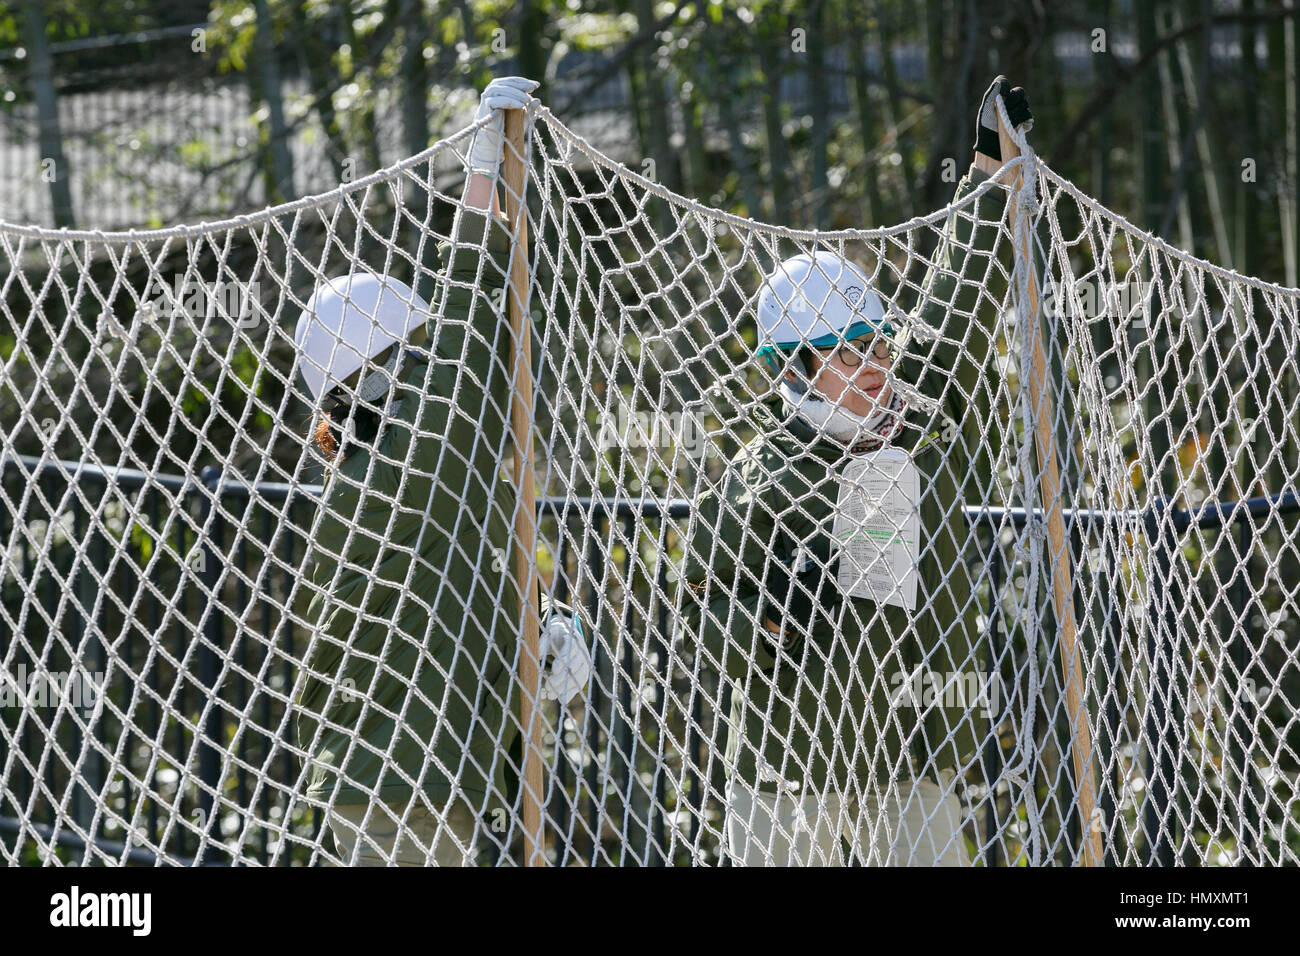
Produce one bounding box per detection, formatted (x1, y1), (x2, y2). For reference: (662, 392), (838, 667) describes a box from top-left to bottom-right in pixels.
(754, 393), (916, 462)
(754, 398), (859, 463)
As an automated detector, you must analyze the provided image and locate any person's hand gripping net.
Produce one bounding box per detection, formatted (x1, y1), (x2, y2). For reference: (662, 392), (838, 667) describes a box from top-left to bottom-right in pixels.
(465, 76), (540, 177)
(761, 537), (843, 659)
(972, 74), (1033, 163)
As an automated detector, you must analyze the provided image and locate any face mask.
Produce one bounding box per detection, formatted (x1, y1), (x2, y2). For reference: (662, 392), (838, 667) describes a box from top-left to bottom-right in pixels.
(777, 378), (905, 451)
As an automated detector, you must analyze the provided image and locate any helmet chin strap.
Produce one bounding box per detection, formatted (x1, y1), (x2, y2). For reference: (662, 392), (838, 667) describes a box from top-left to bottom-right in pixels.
(354, 345), (404, 404)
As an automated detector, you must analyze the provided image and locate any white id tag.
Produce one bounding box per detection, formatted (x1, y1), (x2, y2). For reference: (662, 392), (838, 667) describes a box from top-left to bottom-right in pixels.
(829, 447), (920, 610)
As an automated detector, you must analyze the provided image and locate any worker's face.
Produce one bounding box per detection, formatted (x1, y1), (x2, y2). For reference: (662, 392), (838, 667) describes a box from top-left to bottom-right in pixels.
(790, 333), (894, 417)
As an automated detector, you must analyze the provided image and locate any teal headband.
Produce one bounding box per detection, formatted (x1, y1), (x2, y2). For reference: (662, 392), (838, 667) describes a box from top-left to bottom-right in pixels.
(755, 319), (894, 359)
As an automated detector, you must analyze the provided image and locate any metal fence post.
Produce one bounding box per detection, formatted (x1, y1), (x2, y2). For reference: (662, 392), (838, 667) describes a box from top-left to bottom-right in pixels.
(583, 528), (605, 864)
(1232, 516), (1259, 864)
(981, 533), (1004, 867)
(1141, 497), (1178, 866)
(196, 466), (225, 861)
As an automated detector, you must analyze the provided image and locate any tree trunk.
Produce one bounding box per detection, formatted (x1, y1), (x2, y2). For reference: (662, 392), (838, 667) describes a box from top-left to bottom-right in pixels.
(290, 0), (349, 186)
(22, 0), (74, 227)
(1136, 0), (1166, 502)
(920, 0), (948, 211)
(253, 0), (295, 203)
(679, 75), (710, 199)
(338, 0), (382, 173)
(847, 8), (885, 227)
(1093, 0), (1113, 207)
(1139, 2), (1166, 237)
(633, 0), (676, 193)
(1240, 0), (1261, 281)
(1174, 1), (1232, 267)
(717, 42), (764, 229)
(396, 0), (443, 301)
(807, 0), (830, 228)
(1292, 0), (1300, 290)
(1155, 6), (1194, 253)
(757, 8), (791, 224)
(398, 0), (429, 162)
(517, 0), (548, 105)
(1268, 6), (1297, 284)
(875, 0), (917, 217)
(920, 0), (975, 214)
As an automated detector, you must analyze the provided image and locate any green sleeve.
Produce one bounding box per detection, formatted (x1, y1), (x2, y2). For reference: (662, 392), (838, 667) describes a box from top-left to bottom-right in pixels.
(678, 460), (778, 681)
(426, 209), (513, 379)
(902, 167), (1009, 482)
(903, 168), (1012, 775)
(387, 209), (515, 510)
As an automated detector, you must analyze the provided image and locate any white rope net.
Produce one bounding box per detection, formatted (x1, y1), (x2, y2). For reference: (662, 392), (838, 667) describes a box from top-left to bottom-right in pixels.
(2, 103), (1298, 866)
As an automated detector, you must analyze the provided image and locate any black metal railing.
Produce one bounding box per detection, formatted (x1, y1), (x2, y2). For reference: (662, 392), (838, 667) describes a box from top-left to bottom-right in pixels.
(2, 451), (1295, 865)
(966, 491), (1298, 867)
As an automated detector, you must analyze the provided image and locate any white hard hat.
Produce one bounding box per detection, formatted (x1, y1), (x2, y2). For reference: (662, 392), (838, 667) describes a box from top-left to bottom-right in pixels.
(294, 273), (429, 402)
(755, 251), (894, 357)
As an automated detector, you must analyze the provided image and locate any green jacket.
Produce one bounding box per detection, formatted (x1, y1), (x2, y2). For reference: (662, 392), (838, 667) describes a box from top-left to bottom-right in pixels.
(680, 168), (1008, 794)
(296, 209), (549, 810)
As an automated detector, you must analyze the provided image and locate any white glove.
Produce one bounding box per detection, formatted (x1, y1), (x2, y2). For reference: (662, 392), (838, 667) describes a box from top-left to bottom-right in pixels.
(539, 613), (591, 706)
(466, 76), (539, 176)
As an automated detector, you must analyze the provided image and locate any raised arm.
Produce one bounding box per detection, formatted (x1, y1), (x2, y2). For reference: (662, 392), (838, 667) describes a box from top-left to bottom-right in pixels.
(389, 78), (538, 509)
(900, 77), (1032, 479)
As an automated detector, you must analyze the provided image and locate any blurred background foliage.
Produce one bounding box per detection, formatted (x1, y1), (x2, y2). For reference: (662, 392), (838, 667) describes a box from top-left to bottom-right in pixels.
(0, 0), (1294, 284)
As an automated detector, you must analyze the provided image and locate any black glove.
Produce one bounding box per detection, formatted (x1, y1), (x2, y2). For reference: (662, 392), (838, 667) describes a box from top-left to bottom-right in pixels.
(973, 75), (1033, 162)
(761, 537), (842, 656)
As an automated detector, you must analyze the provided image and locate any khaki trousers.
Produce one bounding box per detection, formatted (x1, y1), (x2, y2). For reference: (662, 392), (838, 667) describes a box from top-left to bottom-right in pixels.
(328, 800), (482, 866)
(725, 770), (968, 866)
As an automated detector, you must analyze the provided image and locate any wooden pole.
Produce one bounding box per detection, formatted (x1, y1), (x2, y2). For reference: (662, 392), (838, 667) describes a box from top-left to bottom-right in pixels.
(996, 105), (1104, 868)
(502, 107), (546, 866)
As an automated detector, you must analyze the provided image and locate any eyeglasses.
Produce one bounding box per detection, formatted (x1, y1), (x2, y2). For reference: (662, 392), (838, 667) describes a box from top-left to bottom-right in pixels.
(816, 335), (893, 368)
